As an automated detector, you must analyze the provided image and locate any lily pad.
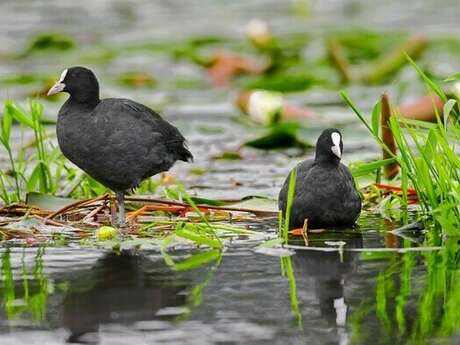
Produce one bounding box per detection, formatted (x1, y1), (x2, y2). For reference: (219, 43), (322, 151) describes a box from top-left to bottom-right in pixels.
(26, 192), (77, 212)
(244, 123), (312, 150)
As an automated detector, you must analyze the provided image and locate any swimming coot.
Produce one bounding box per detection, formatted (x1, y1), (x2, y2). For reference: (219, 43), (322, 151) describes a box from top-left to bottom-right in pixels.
(278, 128), (361, 229)
(48, 66), (193, 227)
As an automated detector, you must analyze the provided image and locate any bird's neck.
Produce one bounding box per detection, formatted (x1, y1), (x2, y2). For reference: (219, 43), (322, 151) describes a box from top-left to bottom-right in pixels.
(68, 94), (100, 109)
(314, 155), (340, 166)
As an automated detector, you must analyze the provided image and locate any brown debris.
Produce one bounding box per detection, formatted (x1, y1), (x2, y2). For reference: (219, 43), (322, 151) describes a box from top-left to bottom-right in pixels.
(326, 39), (353, 83)
(397, 95), (444, 122)
(381, 94), (399, 179)
(208, 51), (267, 87)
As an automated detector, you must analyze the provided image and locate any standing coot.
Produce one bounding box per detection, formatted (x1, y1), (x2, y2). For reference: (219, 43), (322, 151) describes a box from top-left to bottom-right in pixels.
(48, 66), (193, 227)
(278, 128), (361, 229)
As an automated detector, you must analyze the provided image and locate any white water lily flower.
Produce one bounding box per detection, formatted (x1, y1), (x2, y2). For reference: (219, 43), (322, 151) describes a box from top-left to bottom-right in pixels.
(451, 82), (460, 100)
(248, 90), (284, 124)
(246, 19), (272, 47)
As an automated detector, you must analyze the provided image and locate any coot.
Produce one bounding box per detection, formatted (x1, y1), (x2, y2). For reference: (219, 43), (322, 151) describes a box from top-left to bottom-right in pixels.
(48, 66), (193, 227)
(278, 128), (361, 229)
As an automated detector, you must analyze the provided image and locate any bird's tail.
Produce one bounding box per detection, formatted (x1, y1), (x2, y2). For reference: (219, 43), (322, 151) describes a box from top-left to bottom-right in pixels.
(179, 142), (194, 162)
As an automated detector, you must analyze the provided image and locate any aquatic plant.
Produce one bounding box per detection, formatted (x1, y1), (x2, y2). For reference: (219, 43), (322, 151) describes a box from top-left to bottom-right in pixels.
(0, 99), (168, 204)
(342, 58), (460, 235)
(0, 100), (58, 202)
(279, 167), (297, 244)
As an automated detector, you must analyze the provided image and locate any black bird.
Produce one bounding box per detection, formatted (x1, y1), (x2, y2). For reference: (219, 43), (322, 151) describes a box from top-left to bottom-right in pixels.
(278, 128), (361, 229)
(48, 66), (193, 227)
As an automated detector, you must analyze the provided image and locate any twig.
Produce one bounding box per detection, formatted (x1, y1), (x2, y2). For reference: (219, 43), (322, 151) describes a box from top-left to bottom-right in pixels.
(301, 219), (309, 246)
(83, 200), (108, 222)
(361, 34), (428, 84)
(46, 194), (108, 220)
(326, 39), (353, 83)
(33, 215), (67, 226)
(125, 196), (278, 217)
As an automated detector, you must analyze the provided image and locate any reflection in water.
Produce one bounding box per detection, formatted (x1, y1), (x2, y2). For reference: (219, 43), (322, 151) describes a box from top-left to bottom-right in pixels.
(4, 238), (460, 344)
(61, 251), (189, 344)
(349, 239), (460, 345)
(1, 247), (48, 322)
(289, 231), (363, 345)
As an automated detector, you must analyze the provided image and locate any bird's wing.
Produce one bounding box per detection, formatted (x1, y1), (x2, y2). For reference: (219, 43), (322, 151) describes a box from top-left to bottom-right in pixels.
(278, 159), (314, 210)
(119, 99), (186, 144)
(339, 163), (357, 187)
(97, 98), (187, 145)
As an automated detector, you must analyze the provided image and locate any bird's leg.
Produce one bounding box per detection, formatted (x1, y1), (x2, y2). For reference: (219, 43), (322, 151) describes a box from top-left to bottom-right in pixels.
(116, 191), (126, 228)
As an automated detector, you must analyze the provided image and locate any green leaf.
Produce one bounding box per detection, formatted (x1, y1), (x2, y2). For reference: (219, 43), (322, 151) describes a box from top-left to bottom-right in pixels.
(26, 192), (77, 212)
(443, 99), (457, 127)
(244, 73), (320, 92)
(405, 54), (447, 102)
(371, 99), (381, 137)
(351, 158), (397, 177)
(5, 101), (34, 128)
(174, 249), (221, 271)
(228, 196), (278, 213)
(282, 167), (297, 243)
(444, 73), (460, 82)
(176, 225), (223, 249)
(244, 123), (311, 150)
(1, 103), (12, 146)
(27, 164), (43, 192)
(258, 238), (284, 248)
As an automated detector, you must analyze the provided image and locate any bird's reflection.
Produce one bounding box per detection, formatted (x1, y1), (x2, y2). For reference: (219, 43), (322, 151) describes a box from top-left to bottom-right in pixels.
(61, 251), (189, 344)
(291, 231), (363, 345)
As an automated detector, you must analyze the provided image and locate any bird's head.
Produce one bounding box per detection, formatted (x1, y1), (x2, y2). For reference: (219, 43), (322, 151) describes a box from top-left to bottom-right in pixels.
(47, 66), (100, 104)
(315, 128), (343, 164)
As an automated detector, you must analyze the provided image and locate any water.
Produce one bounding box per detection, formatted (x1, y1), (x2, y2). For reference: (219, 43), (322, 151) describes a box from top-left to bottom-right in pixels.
(1, 0), (460, 344)
(0, 214), (453, 345)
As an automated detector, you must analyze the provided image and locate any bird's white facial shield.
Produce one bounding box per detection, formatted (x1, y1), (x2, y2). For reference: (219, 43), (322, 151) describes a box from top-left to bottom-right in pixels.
(47, 69), (68, 96)
(331, 132), (341, 158)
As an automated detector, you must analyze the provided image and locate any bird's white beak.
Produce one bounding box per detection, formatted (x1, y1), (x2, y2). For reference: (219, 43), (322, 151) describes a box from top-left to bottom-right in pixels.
(47, 82), (66, 96)
(331, 145), (341, 158)
(331, 132), (342, 158)
(47, 69), (68, 96)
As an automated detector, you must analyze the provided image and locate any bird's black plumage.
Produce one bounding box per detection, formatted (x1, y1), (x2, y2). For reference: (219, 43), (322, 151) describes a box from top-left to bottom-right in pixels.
(49, 66), (192, 225)
(278, 128), (361, 229)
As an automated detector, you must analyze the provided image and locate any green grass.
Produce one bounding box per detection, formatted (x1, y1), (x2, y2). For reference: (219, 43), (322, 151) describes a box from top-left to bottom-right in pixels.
(279, 167), (297, 243)
(0, 99), (167, 204)
(342, 58), (460, 235)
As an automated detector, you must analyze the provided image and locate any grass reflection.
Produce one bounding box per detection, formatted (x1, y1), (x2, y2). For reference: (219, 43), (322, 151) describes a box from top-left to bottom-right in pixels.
(281, 256), (303, 330)
(1, 246), (49, 322)
(351, 238), (460, 344)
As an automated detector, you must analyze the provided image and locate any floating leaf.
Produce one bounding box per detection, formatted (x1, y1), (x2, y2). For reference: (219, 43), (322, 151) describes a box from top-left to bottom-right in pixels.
(211, 151), (243, 160)
(228, 196), (278, 213)
(22, 33), (76, 57)
(26, 192), (77, 212)
(117, 72), (156, 88)
(244, 123), (311, 150)
(244, 73), (319, 92)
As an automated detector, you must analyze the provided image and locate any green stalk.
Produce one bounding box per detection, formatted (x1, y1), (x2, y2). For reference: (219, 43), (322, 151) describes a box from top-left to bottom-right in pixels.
(282, 167), (297, 244)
